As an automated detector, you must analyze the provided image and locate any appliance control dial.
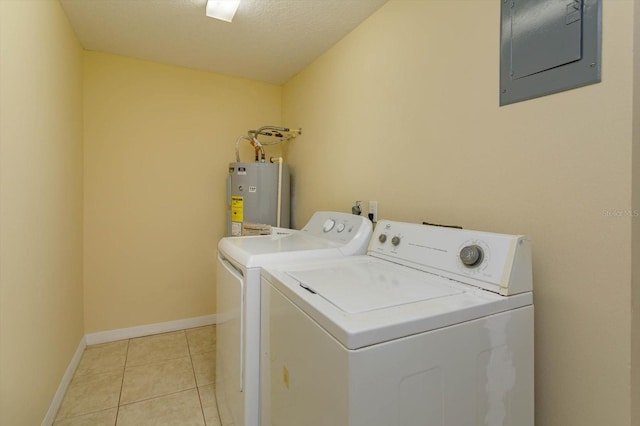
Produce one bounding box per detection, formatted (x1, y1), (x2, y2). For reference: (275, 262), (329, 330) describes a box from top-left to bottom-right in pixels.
(336, 223), (345, 233)
(391, 236), (401, 246)
(323, 219), (335, 233)
(378, 234), (387, 243)
(460, 245), (484, 267)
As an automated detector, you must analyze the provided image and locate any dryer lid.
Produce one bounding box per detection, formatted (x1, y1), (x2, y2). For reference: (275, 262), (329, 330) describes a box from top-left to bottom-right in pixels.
(219, 232), (340, 268)
(288, 260), (463, 314)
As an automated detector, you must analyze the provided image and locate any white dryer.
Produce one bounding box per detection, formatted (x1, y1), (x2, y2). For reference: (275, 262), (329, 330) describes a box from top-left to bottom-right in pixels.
(216, 211), (373, 426)
(260, 220), (534, 426)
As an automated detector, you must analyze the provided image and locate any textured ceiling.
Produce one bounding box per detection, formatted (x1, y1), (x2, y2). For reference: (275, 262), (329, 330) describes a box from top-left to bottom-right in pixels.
(60, 0), (389, 84)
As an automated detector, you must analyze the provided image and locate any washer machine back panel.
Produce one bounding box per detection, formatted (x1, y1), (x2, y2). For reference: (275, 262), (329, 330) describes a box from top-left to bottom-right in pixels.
(370, 220), (532, 295)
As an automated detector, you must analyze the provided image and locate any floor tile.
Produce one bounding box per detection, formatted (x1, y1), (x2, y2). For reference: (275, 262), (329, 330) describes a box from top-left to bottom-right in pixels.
(120, 356), (196, 404)
(75, 340), (128, 377)
(126, 331), (189, 366)
(55, 372), (122, 420)
(117, 388), (205, 426)
(53, 408), (117, 425)
(198, 385), (222, 426)
(55, 327), (223, 424)
(186, 325), (216, 355)
(192, 351), (216, 387)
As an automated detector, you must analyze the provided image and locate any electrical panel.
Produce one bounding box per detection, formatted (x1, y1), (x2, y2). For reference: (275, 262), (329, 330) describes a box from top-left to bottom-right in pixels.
(500, 0), (602, 106)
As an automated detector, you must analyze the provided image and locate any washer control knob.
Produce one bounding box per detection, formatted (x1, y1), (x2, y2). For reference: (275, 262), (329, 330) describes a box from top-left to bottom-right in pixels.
(336, 223), (345, 233)
(391, 236), (401, 246)
(378, 234), (387, 243)
(460, 245), (484, 267)
(323, 219), (335, 233)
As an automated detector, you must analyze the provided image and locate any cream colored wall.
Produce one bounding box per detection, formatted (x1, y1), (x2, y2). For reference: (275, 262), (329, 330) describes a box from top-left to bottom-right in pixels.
(83, 52), (282, 333)
(632, 1), (640, 424)
(283, 1), (635, 425)
(0, 0), (84, 424)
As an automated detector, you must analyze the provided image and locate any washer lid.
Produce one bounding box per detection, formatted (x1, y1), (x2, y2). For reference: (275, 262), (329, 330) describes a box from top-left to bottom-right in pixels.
(288, 261), (462, 314)
(265, 256), (533, 350)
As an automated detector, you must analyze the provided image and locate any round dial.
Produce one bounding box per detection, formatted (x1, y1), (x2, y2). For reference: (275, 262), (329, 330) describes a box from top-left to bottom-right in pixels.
(322, 219), (335, 233)
(459, 245), (484, 267)
(378, 234), (387, 243)
(391, 236), (401, 246)
(336, 223), (345, 233)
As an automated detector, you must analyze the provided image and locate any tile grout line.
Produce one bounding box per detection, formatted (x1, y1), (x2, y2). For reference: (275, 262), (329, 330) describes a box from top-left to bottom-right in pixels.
(114, 338), (131, 425)
(209, 325), (224, 426)
(185, 329), (209, 425)
(212, 384), (224, 426)
(117, 388), (200, 408)
(189, 326), (224, 425)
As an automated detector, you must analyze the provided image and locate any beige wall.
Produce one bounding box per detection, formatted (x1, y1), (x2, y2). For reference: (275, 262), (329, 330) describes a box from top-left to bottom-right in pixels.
(83, 52), (282, 333)
(632, 1), (640, 424)
(283, 1), (636, 425)
(0, 0), (84, 424)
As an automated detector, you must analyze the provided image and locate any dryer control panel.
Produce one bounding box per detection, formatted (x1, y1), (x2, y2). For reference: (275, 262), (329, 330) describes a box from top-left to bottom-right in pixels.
(299, 211), (373, 247)
(369, 220), (532, 296)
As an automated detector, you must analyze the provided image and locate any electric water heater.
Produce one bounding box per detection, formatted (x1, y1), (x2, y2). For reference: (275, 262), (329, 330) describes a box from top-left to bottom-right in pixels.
(226, 162), (290, 236)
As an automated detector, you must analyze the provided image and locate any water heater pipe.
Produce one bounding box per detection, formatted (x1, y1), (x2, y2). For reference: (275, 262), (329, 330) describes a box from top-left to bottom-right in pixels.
(274, 157), (284, 227)
(235, 126), (301, 163)
(250, 137), (265, 162)
(249, 126), (301, 140)
(234, 135), (253, 163)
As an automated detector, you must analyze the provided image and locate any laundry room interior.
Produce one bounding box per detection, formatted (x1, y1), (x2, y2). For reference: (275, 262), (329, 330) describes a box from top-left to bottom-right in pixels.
(1, 0), (639, 425)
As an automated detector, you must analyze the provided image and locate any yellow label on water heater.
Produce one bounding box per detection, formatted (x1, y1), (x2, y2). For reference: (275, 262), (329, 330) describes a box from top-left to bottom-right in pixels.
(231, 196), (244, 222)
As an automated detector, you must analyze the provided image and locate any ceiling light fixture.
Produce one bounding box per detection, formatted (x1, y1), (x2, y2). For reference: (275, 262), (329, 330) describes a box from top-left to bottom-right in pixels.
(206, 0), (241, 22)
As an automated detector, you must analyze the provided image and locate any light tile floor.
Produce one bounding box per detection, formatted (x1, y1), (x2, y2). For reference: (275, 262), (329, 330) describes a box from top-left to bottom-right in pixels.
(54, 326), (220, 426)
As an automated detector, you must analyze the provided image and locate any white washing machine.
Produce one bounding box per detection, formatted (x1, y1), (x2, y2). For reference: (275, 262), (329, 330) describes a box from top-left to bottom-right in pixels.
(216, 211), (373, 426)
(260, 220), (534, 426)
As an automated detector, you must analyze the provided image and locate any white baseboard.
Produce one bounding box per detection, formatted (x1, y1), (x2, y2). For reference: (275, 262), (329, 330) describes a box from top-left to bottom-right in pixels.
(41, 336), (87, 426)
(84, 314), (217, 345)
